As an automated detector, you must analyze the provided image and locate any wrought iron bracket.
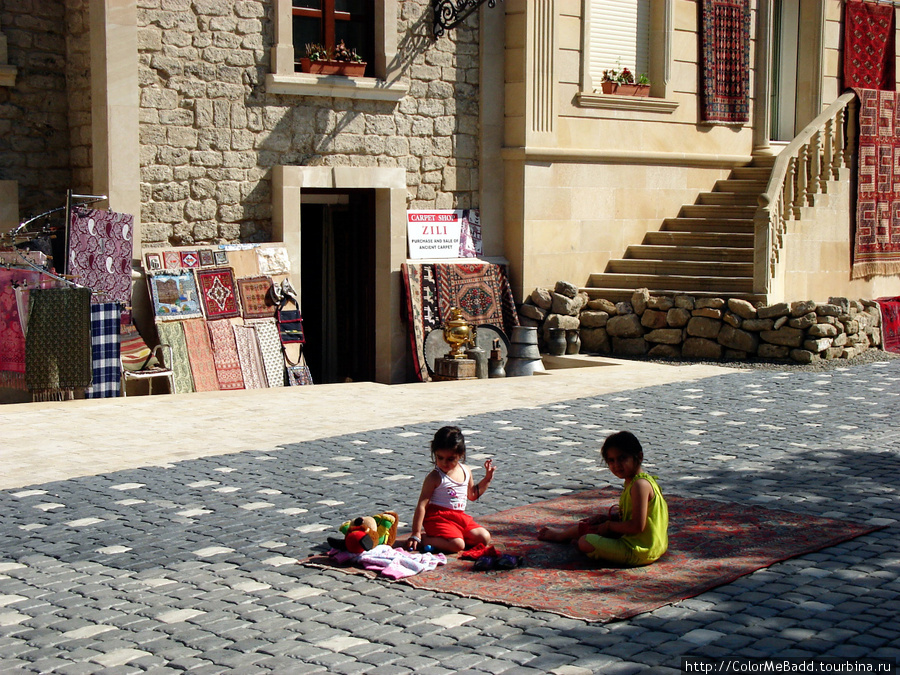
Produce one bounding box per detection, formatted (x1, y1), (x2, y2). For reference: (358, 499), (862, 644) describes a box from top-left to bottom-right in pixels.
(433, 0), (501, 39)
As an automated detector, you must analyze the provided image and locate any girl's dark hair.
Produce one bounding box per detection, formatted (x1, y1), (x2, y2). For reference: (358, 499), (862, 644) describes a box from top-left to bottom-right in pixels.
(600, 430), (643, 464)
(431, 425), (466, 460)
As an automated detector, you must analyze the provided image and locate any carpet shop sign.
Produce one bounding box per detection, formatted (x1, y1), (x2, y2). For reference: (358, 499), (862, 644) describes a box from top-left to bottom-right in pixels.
(407, 210), (482, 259)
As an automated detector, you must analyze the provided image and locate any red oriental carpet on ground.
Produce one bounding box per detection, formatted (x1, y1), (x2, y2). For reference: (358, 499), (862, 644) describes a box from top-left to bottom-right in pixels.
(877, 297), (900, 352)
(304, 489), (881, 623)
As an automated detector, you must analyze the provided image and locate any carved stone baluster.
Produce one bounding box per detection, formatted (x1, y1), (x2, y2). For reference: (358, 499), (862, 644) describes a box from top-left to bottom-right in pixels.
(822, 120), (834, 188)
(808, 131), (821, 205)
(795, 147), (808, 218)
(783, 156), (795, 224)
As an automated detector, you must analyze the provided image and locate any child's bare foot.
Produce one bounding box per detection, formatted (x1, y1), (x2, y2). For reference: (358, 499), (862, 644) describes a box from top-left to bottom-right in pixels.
(538, 526), (569, 542)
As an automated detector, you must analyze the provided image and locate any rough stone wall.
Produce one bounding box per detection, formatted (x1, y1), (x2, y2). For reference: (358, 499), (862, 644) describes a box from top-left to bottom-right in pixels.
(137, 0), (480, 247)
(65, 0), (91, 195)
(0, 0), (71, 220)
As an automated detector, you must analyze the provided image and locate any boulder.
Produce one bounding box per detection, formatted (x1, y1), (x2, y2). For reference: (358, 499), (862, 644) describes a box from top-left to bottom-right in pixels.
(644, 328), (684, 344)
(580, 310), (610, 329)
(612, 337), (649, 355)
(647, 296), (674, 311)
(544, 313), (580, 330)
(824, 346), (844, 360)
(727, 298), (757, 320)
(758, 302), (790, 319)
(841, 319), (860, 335)
(641, 309), (669, 330)
(632, 288), (650, 315)
(531, 287), (553, 309)
(695, 297), (726, 310)
(790, 349), (819, 364)
(554, 280), (578, 299)
(616, 301), (634, 315)
(519, 303), (547, 322)
(808, 323), (839, 338)
(788, 312), (817, 330)
(742, 318), (775, 332)
(790, 300), (817, 317)
(519, 316), (541, 328)
(773, 316), (789, 330)
(580, 327), (610, 353)
(674, 295), (696, 310)
(828, 297), (850, 313)
(804, 337), (833, 352)
(606, 313), (644, 338)
(667, 307), (691, 328)
(724, 349), (749, 360)
(758, 343), (790, 359)
(682, 337), (723, 359)
(692, 307), (723, 320)
(551, 292), (580, 316)
(718, 325), (759, 353)
(588, 298), (617, 314)
(686, 316), (722, 339)
(760, 327), (804, 347)
(648, 344), (681, 359)
(815, 303), (841, 317)
(723, 312), (742, 328)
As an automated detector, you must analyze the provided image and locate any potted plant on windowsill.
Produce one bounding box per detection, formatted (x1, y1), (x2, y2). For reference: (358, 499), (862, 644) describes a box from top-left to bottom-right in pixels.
(299, 41), (367, 77)
(600, 68), (650, 97)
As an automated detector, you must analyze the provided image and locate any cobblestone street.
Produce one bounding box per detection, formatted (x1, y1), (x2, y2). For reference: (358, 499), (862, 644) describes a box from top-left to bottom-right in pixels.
(1, 361), (899, 673)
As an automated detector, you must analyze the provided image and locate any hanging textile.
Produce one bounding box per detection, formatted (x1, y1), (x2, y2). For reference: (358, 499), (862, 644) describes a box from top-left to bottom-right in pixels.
(84, 303), (122, 399)
(233, 324), (267, 389)
(68, 207), (134, 306)
(0, 268), (41, 390)
(155, 321), (195, 394)
(207, 319), (245, 390)
(699, 0), (751, 125)
(247, 318), (285, 388)
(25, 287), (93, 400)
(851, 88), (900, 278)
(843, 0), (895, 91)
(181, 318), (220, 392)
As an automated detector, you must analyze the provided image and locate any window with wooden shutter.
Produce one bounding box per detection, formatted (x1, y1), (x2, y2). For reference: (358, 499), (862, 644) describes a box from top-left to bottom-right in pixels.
(589, 0), (651, 83)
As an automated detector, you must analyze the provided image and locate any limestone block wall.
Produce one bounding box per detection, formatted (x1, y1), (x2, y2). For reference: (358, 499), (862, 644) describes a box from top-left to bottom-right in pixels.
(136, 0), (481, 248)
(65, 0), (91, 195)
(0, 0), (71, 220)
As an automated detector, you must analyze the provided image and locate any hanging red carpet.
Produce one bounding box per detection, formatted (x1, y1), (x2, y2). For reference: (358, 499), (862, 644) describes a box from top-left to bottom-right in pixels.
(852, 89), (900, 279)
(843, 0), (894, 91)
(877, 296), (900, 353)
(699, 0), (751, 125)
(305, 489), (881, 623)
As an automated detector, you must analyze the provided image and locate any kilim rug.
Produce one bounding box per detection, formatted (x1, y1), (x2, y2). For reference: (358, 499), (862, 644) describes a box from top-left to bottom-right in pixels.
(233, 324), (267, 389)
(247, 318), (285, 388)
(304, 489), (882, 623)
(237, 276), (274, 319)
(0, 268), (40, 390)
(25, 288), (93, 400)
(206, 319), (245, 390)
(68, 207), (134, 306)
(196, 268), (241, 320)
(851, 88), (900, 278)
(401, 261), (518, 382)
(84, 302), (122, 399)
(843, 0), (895, 91)
(699, 0), (751, 125)
(181, 318), (220, 392)
(877, 297), (900, 353)
(155, 321), (195, 394)
(148, 270), (203, 321)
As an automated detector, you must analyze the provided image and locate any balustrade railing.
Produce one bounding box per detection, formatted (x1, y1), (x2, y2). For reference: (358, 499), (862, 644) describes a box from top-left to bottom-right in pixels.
(754, 92), (857, 295)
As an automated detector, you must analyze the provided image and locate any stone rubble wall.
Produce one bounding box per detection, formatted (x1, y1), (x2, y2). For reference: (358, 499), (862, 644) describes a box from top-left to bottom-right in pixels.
(519, 283), (883, 364)
(136, 0), (480, 247)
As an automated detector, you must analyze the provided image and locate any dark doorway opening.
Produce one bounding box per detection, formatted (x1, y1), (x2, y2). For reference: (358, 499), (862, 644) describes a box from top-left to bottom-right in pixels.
(300, 189), (376, 384)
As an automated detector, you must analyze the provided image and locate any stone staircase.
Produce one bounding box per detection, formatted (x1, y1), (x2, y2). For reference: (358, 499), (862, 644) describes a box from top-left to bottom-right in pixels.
(583, 156), (776, 304)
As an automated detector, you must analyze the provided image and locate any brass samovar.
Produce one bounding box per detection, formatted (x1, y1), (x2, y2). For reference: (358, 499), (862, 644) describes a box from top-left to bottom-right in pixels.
(442, 307), (474, 359)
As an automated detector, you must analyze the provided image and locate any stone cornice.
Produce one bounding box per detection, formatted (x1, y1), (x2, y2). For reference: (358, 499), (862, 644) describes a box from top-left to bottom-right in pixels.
(266, 73), (408, 102)
(501, 146), (750, 168)
(575, 92), (679, 113)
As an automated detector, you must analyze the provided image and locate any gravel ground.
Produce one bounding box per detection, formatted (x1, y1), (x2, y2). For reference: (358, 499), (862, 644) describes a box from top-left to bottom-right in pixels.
(602, 345), (900, 372)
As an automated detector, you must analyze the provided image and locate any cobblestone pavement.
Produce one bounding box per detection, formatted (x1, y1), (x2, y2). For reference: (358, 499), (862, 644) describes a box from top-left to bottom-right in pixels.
(2, 362), (899, 674)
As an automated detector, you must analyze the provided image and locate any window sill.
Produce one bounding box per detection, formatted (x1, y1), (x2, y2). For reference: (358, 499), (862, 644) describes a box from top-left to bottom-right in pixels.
(266, 72), (408, 102)
(576, 91), (678, 113)
(0, 65), (17, 87)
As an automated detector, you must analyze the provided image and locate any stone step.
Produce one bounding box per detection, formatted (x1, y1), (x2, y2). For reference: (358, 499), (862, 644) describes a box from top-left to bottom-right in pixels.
(662, 217), (754, 234)
(581, 287), (765, 303)
(587, 272), (754, 293)
(607, 259), (753, 277)
(730, 166), (772, 181)
(625, 245), (753, 262)
(713, 178), (767, 194)
(680, 203), (758, 219)
(696, 191), (759, 206)
(645, 231), (754, 247)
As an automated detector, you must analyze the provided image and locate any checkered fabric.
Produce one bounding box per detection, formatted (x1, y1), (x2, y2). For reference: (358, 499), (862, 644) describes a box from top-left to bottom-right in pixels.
(85, 302), (122, 398)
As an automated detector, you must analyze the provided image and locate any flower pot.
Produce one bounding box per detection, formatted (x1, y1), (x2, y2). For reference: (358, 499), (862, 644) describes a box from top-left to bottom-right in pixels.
(299, 58), (367, 77)
(600, 81), (618, 95)
(616, 83), (650, 97)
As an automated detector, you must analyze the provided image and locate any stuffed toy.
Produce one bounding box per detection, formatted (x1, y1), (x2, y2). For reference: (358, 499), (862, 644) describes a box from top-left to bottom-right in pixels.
(338, 511), (398, 554)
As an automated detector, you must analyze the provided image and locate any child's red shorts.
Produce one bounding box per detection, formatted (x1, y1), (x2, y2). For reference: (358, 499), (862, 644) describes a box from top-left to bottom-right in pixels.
(424, 504), (482, 539)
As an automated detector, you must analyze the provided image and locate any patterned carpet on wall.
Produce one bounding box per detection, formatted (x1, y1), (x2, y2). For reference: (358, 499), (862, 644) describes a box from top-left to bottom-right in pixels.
(181, 318), (221, 392)
(207, 319), (245, 390)
(852, 89), (900, 278)
(155, 321), (195, 394)
(304, 489), (882, 623)
(699, 0), (751, 125)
